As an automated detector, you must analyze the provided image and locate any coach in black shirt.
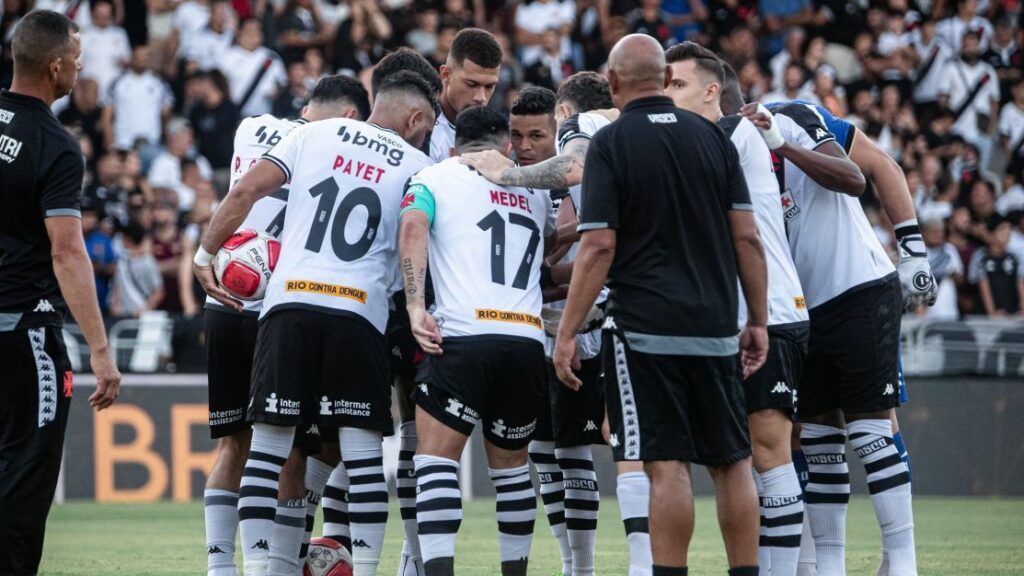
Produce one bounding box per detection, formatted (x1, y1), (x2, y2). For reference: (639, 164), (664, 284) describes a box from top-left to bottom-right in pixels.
(552, 34), (769, 576)
(0, 10), (120, 574)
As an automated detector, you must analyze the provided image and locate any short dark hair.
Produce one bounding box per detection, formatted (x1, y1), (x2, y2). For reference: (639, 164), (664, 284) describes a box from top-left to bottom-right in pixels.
(377, 70), (438, 112)
(455, 105), (509, 149)
(310, 75), (371, 120)
(122, 222), (147, 245)
(12, 10), (79, 75)
(510, 86), (556, 117)
(373, 48), (442, 98)
(719, 61), (745, 115)
(664, 41), (725, 86)
(556, 72), (613, 113)
(448, 28), (502, 69)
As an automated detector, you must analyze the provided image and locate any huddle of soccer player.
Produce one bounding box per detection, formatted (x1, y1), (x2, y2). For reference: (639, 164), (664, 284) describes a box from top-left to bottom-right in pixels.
(191, 25), (935, 576)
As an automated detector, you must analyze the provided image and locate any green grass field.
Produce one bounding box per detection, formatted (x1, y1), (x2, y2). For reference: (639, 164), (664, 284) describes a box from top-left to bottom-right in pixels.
(40, 497), (1024, 575)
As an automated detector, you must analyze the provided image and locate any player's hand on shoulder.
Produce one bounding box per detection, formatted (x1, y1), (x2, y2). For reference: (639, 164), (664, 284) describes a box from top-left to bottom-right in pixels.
(88, 347), (121, 411)
(740, 103), (785, 150)
(739, 324), (768, 380)
(459, 150), (513, 184)
(409, 306), (443, 356)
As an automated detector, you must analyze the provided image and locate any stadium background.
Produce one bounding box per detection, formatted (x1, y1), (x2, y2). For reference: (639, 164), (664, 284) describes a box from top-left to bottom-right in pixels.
(1, 0), (1023, 572)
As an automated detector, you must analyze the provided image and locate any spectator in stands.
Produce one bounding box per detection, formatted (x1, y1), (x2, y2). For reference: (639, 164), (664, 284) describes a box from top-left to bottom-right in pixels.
(218, 18), (287, 117)
(59, 78), (106, 158)
(768, 26), (805, 92)
(936, 0), (995, 53)
(1000, 78), (1024, 177)
(911, 14), (953, 125)
(181, 0), (236, 71)
(406, 7), (439, 58)
(761, 60), (817, 104)
(330, 0), (392, 77)
(524, 28), (575, 90)
(83, 204), (118, 316)
(148, 118), (213, 213)
(84, 152), (130, 225)
(626, 0), (675, 47)
(276, 0), (331, 64)
(80, 0), (132, 99)
(110, 222), (165, 318)
(150, 197), (185, 314)
(922, 217), (965, 320)
(104, 45), (175, 151)
(813, 65), (846, 117)
(661, 0), (707, 43)
(939, 29), (1001, 157)
(173, 0), (214, 52)
(759, 0), (814, 58)
(273, 60), (312, 119)
(982, 15), (1022, 102)
(998, 164), (1024, 215)
(431, 16), (461, 69)
(186, 71), (240, 180)
(970, 218), (1024, 316)
(515, 0), (574, 66)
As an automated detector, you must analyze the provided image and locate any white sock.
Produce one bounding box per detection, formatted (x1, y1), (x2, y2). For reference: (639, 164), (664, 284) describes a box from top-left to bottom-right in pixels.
(204, 489), (239, 576)
(239, 424), (295, 576)
(489, 464), (535, 576)
(396, 422), (423, 576)
(414, 454), (462, 569)
(340, 428), (388, 576)
(267, 497), (307, 576)
(848, 419), (916, 576)
(558, 446), (598, 576)
(797, 511), (817, 575)
(753, 473), (770, 576)
(530, 441), (571, 576)
(801, 424), (849, 576)
(761, 463), (805, 576)
(322, 463), (351, 550)
(300, 457), (335, 562)
(615, 471), (651, 576)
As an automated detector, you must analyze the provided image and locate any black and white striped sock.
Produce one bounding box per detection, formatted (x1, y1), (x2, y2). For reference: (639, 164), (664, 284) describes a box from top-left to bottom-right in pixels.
(760, 463), (804, 576)
(299, 457), (335, 563)
(558, 446), (599, 576)
(848, 419), (916, 576)
(753, 472), (771, 574)
(616, 471), (652, 576)
(203, 488), (238, 576)
(396, 421), (423, 576)
(267, 497), (307, 576)
(801, 423), (849, 576)
(529, 440), (572, 576)
(415, 454), (462, 575)
(340, 428), (388, 576)
(239, 424), (295, 576)
(322, 463), (351, 551)
(489, 464), (536, 576)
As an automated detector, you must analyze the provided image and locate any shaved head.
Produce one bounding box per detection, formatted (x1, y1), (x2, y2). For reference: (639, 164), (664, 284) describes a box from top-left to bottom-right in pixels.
(608, 34), (669, 91)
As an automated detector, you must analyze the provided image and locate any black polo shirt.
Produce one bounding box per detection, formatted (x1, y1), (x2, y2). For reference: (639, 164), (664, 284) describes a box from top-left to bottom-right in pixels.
(0, 90), (84, 331)
(577, 95), (751, 355)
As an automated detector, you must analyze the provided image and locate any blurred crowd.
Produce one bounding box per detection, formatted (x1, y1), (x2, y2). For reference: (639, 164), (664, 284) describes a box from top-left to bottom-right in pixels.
(1, 0), (1023, 326)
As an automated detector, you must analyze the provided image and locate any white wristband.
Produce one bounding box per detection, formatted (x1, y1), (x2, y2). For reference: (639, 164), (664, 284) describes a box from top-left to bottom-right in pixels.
(193, 246), (215, 267)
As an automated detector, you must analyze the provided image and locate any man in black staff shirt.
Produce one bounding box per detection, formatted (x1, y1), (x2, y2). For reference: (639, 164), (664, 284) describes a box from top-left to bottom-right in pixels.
(0, 10), (121, 575)
(552, 34), (769, 576)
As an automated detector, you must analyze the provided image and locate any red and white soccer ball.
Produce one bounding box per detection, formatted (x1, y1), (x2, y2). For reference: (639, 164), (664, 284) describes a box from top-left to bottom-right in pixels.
(303, 537), (354, 576)
(213, 229), (280, 301)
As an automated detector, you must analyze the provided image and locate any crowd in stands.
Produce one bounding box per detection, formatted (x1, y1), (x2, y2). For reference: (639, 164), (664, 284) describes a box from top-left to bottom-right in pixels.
(1, 0), (1023, 331)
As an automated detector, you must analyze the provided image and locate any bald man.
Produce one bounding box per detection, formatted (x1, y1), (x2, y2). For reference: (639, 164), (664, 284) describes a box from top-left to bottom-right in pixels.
(552, 34), (767, 576)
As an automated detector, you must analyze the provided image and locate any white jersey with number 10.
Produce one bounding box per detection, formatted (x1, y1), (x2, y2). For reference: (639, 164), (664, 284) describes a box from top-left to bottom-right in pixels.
(406, 158), (555, 342)
(260, 119), (431, 332)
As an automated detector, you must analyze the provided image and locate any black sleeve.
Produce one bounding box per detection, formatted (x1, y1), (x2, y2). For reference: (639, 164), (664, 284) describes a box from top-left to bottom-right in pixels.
(577, 129), (619, 231)
(723, 133), (752, 212)
(557, 113), (588, 151)
(39, 147), (85, 218)
(773, 103), (836, 149)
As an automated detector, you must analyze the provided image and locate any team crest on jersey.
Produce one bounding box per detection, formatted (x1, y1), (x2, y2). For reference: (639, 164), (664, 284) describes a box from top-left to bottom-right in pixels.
(780, 189), (800, 222)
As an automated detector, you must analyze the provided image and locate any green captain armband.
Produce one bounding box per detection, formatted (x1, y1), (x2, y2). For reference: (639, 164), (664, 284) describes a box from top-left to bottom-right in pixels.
(400, 183), (436, 226)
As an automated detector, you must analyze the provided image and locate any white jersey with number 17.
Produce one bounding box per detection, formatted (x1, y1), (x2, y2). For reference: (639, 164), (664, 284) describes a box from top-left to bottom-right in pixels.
(404, 157), (555, 342)
(260, 119), (431, 332)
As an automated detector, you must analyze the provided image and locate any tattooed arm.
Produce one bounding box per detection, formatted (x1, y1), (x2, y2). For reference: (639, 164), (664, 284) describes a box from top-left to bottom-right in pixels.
(461, 138), (590, 190)
(399, 209), (442, 354)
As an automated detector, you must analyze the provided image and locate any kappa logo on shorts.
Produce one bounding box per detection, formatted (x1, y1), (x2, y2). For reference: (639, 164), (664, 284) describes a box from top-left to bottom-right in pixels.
(883, 383), (895, 396)
(306, 424), (320, 436)
(771, 382), (791, 394)
(33, 299), (55, 313)
(608, 433), (620, 448)
(419, 383), (429, 395)
(583, 420), (599, 432)
(602, 316), (617, 330)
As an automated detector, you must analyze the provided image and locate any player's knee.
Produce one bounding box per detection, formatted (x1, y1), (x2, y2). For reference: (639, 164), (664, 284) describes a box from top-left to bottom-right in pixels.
(644, 460), (689, 490)
(216, 433), (249, 471)
(484, 442), (528, 469)
(749, 410), (793, 472)
(278, 448), (308, 500)
(316, 442), (342, 467)
(800, 409), (844, 429)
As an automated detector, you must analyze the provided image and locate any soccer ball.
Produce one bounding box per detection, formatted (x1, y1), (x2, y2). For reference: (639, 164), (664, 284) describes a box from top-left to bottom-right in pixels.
(303, 537), (354, 576)
(213, 229), (280, 301)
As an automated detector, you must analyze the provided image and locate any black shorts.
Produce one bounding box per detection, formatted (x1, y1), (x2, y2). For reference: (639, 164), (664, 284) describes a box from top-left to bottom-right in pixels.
(550, 357), (605, 448)
(0, 326), (73, 573)
(602, 331), (750, 467)
(744, 323), (808, 415)
(205, 309), (259, 439)
(249, 309), (393, 435)
(800, 274), (902, 419)
(414, 336), (546, 450)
